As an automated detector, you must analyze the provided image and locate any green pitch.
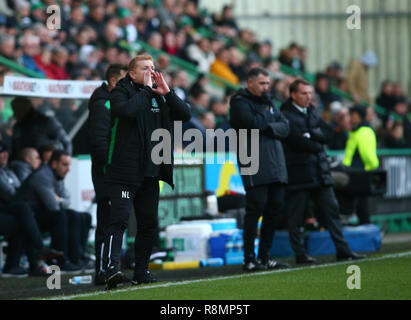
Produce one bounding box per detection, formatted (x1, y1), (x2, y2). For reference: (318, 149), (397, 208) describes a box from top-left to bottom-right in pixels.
(56, 251), (411, 300)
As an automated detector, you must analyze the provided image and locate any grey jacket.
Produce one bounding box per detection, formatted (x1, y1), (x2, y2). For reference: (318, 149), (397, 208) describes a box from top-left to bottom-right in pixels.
(10, 160), (33, 183)
(0, 165), (21, 204)
(15, 164), (70, 212)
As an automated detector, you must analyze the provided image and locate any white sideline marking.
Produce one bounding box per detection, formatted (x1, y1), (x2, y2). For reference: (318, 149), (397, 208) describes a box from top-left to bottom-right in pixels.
(43, 251), (411, 300)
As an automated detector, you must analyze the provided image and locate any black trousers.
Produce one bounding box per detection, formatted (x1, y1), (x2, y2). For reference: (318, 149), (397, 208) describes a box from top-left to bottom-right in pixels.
(0, 212), (24, 269)
(34, 208), (68, 262)
(65, 209), (92, 264)
(34, 207), (91, 265)
(286, 186), (352, 256)
(243, 183), (285, 263)
(103, 178), (159, 275)
(91, 163), (110, 273)
(0, 201), (45, 268)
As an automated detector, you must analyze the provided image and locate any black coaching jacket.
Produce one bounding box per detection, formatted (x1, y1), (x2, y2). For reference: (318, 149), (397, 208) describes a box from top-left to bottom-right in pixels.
(105, 74), (191, 187)
(280, 98), (334, 190)
(87, 82), (111, 170)
(229, 88), (289, 189)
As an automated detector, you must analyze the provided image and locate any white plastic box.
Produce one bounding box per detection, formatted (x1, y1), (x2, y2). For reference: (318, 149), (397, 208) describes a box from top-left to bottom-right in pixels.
(165, 223), (213, 262)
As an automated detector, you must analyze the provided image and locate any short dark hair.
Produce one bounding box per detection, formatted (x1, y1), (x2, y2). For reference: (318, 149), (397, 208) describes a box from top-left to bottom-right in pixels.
(49, 149), (70, 165)
(105, 64), (127, 81)
(315, 73), (328, 82)
(11, 96), (33, 110)
(349, 105), (367, 120)
(289, 79), (311, 95)
(247, 67), (269, 80)
(38, 144), (55, 155)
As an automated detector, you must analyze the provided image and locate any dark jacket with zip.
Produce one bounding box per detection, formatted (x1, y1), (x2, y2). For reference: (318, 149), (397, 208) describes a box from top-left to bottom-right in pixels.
(105, 74), (191, 187)
(87, 82), (111, 169)
(229, 89), (289, 189)
(280, 98), (333, 190)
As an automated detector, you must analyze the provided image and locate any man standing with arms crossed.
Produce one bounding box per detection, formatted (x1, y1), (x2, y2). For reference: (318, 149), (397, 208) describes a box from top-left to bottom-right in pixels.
(230, 67), (290, 271)
(103, 55), (191, 289)
(281, 79), (365, 264)
(87, 64), (127, 285)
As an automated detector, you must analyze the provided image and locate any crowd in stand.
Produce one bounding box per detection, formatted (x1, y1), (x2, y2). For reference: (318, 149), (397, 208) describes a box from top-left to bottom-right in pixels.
(0, 0), (410, 152)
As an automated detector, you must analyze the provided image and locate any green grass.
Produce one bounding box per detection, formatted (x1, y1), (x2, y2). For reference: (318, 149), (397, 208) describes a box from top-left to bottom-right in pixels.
(63, 252), (411, 300)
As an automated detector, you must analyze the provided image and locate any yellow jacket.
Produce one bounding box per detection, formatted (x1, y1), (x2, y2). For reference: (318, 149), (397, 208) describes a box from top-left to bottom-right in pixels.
(343, 125), (379, 171)
(210, 59), (239, 85)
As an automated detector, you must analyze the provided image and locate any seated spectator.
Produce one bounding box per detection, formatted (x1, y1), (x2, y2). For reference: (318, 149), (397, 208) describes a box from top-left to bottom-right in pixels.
(18, 34), (45, 76)
(10, 147), (41, 182)
(144, 4), (161, 35)
(325, 61), (344, 87)
(186, 37), (215, 73)
(384, 122), (410, 149)
(314, 73), (341, 111)
(386, 100), (411, 146)
(63, 6), (85, 41)
(210, 46), (240, 85)
(15, 150), (92, 271)
(237, 29), (257, 53)
(157, 0), (178, 30)
(10, 97), (72, 160)
(376, 81), (396, 114)
(188, 87), (210, 117)
(200, 110), (216, 130)
(210, 96), (230, 130)
(229, 46), (247, 83)
(85, 3), (106, 42)
(214, 7), (238, 39)
(189, 73), (209, 97)
(0, 142), (63, 277)
(278, 47), (293, 68)
(34, 47), (54, 78)
(155, 54), (171, 74)
(117, 8), (137, 44)
(170, 70), (189, 102)
(0, 34), (16, 61)
(147, 31), (163, 50)
(100, 22), (120, 48)
(0, 206), (63, 277)
(48, 46), (69, 80)
(392, 82), (407, 102)
(327, 105), (350, 150)
(271, 77), (290, 103)
(163, 31), (179, 56)
(183, 0), (203, 29)
(279, 43), (303, 71)
(38, 144), (56, 165)
(218, 5), (239, 31)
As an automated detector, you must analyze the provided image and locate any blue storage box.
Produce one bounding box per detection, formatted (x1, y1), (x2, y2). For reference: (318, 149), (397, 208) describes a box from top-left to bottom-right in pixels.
(210, 219), (237, 231)
(307, 224), (381, 255)
(269, 231), (295, 257)
(209, 230), (258, 264)
(209, 231), (236, 261)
